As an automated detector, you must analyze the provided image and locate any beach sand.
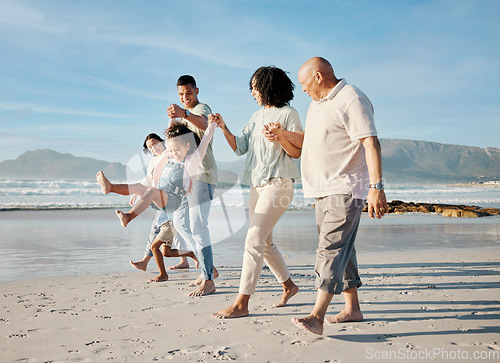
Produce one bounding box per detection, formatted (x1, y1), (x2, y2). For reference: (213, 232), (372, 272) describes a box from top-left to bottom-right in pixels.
(1, 247), (499, 362)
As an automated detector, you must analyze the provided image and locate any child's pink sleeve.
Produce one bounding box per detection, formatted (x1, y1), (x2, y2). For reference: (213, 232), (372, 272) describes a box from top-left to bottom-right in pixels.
(184, 122), (216, 185)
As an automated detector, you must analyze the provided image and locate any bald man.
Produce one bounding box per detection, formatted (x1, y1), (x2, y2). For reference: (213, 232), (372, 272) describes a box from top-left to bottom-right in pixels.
(266, 57), (388, 335)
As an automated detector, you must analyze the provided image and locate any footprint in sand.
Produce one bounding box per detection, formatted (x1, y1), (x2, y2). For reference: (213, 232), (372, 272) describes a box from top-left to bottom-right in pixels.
(405, 343), (418, 350)
(8, 333), (27, 338)
(97, 315), (112, 320)
(49, 308), (79, 316)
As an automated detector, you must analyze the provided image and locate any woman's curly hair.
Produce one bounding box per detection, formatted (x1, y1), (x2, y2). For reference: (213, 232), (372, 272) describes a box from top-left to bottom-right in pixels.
(164, 121), (200, 155)
(249, 66), (295, 108)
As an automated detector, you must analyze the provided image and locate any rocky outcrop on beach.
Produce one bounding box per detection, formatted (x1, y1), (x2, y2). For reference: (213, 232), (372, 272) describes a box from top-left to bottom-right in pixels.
(368, 200), (500, 217)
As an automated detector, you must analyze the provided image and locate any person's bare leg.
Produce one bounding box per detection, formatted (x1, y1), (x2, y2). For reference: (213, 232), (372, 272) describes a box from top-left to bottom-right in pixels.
(326, 288), (363, 323)
(97, 171), (147, 196)
(291, 289), (333, 335)
(130, 255), (152, 271)
(116, 187), (167, 227)
(162, 246), (199, 269)
(149, 240), (168, 282)
(212, 293), (250, 319)
(191, 255), (200, 269)
(273, 278), (299, 308)
(189, 266), (219, 286)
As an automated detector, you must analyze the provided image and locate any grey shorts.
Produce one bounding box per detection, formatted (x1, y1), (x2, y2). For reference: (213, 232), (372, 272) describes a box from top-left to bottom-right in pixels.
(314, 194), (365, 294)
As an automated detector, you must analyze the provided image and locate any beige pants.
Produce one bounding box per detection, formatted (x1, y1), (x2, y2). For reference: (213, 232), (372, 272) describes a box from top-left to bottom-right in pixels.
(239, 178), (294, 295)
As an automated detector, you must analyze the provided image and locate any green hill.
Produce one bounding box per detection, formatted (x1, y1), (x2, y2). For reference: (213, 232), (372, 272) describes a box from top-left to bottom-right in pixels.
(381, 139), (500, 182)
(0, 149), (126, 180)
(0, 140), (499, 183)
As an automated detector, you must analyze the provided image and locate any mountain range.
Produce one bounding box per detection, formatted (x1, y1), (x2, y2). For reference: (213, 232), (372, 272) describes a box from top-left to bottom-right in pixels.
(0, 139), (499, 183)
(0, 149), (126, 181)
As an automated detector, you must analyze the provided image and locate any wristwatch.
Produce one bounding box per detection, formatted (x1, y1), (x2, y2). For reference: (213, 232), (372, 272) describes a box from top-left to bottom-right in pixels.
(369, 182), (384, 191)
(184, 109), (190, 118)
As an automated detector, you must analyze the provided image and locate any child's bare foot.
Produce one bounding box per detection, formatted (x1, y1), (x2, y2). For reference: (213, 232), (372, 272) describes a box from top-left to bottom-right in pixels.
(116, 210), (130, 227)
(96, 171), (111, 194)
(149, 274), (169, 282)
(291, 315), (324, 335)
(130, 259), (148, 271)
(189, 279), (216, 297)
(273, 284), (299, 308)
(325, 309), (363, 324)
(168, 260), (190, 270)
(212, 303), (249, 319)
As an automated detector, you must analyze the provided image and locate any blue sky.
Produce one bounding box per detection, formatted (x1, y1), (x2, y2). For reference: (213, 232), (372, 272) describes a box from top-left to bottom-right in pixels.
(1, 0), (499, 164)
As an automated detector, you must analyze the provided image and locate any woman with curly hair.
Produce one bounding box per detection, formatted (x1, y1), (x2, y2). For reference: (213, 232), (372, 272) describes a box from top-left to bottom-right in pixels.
(210, 66), (303, 319)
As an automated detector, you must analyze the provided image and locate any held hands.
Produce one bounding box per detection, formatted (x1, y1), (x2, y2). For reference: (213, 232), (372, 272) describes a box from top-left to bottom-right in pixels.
(208, 113), (226, 129)
(167, 104), (185, 119)
(367, 189), (389, 219)
(262, 122), (282, 142)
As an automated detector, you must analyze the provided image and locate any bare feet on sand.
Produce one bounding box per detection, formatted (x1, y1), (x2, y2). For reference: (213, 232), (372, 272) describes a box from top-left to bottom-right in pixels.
(116, 210), (130, 227)
(96, 171), (111, 194)
(273, 285), (299, 308)
(189, 267), (219, 286)
(212, 303), (249, 319)
(189, 279), (216, 297)
(291, 315), (324, 335)
(189, 275), (203, 286)
(168, 261), (190, 270)
(130, 259), (148, 271)
(149, 274), (169, 282)
(325, 309), (363, 324)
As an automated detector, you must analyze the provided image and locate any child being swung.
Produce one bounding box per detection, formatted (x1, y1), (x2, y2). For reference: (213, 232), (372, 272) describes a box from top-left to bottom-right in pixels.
(109, 121), (216, 226)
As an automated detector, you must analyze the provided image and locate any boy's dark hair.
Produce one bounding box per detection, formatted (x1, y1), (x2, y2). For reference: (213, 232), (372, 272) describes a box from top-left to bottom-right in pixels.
(249, 66), (294, 108)
(177, 75), (197, 88)
(165, 121), (200, 155)
(143, 133), (164, 154)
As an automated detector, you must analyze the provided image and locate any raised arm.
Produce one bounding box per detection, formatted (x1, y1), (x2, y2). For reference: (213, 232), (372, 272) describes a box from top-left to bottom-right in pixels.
(208, 113), (237, 152)
(360, 136), (388, 219)
(184, 122), (216, 181)
(196, 121), (216, 160)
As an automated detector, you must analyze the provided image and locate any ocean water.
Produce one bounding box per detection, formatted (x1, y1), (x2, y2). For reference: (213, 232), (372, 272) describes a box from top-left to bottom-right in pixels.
(0, 179), (499, 211)
(0, 179), (499, 282)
